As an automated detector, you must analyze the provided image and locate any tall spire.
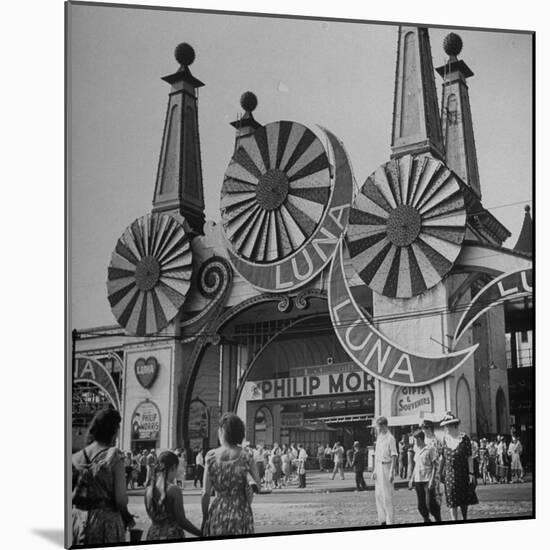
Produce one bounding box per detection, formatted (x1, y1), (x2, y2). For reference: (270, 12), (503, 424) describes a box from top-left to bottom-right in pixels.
(436, 33), (482, 198)
(230, 91), (262, 149)
(514, 205), (532, 255)
(391, 26), (444, 160)
(152, 43), (206, 235)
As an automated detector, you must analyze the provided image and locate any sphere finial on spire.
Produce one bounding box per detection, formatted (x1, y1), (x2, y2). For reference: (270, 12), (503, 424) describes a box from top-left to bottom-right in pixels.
(443, 33), (463, 57)
(525, 204), (531, 213)
(240, 91), (258, 113)
(174, 43), (195, 66)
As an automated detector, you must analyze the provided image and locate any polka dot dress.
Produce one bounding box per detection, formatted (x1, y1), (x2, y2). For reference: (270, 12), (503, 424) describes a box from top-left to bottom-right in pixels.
(442, 434), (478, 508)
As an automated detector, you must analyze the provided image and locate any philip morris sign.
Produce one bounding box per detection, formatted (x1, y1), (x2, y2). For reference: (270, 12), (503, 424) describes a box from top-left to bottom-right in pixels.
(249, 370), (375, 400)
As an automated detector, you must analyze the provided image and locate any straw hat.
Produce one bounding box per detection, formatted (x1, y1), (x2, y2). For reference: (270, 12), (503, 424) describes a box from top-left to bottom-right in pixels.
(440, 411), (460, 426)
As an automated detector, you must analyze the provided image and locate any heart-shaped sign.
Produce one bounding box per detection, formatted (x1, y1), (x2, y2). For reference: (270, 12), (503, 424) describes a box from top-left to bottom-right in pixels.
(135, 357), (159, 389)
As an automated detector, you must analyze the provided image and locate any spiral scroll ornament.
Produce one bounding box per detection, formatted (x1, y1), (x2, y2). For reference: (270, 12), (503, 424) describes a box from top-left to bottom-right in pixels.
(347, 155), (466, 298)
(107, 213), (193, 335)
(197, 256), (233, 299)
(221, 121), (332, 263)
(179, 256), (234, 342)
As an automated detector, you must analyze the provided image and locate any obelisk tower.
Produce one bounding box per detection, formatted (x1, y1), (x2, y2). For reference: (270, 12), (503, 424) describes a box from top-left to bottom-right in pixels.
(436, 33), (482, 198)
(391, 27), (445, 161)
(152, 43), (206, 235)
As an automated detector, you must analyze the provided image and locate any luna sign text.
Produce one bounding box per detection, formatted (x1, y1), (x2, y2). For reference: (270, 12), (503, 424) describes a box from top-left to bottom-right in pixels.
(225, 128), (353, 292)
(328, 241), (478, 386)
(453, 268), (532, 345)
(73, 356), (121, 409)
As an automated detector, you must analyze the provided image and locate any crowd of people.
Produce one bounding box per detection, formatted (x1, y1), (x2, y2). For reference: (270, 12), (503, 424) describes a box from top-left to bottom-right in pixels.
(121, 447), (205, 491)
(71, 406), (527, 546)
(249, 442), (308, 489)
(372, 413), (526, 525)
(397, 429), (525, 486)
(72, 408), (261, 545)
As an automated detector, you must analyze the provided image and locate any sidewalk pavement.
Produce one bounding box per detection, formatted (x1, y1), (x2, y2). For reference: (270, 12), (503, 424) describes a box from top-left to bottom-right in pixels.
(128, 471), (533, 497)
(128, 470), (410, 496)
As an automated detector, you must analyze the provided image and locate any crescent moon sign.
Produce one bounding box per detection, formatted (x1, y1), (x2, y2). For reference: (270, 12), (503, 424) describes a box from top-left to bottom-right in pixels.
(328, 240), (478, 386)
(453, 268), (532, 346)
(224, 127), (354, 292)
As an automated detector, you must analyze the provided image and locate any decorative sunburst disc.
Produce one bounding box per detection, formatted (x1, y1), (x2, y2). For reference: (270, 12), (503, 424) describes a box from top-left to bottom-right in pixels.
(347, 154), (467, 298)
(107, 213), (193, 335)
(220, 121), (332, 263)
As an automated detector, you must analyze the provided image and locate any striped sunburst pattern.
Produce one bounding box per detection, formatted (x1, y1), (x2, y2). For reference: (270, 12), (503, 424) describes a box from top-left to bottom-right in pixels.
(107, 213), (193, 335)
(221, 121), (331, 262)
(347, 154), (466, 298)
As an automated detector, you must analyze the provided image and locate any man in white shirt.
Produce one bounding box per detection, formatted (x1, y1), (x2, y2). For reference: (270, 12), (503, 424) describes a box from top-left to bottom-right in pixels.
(372, 416), (398, 525)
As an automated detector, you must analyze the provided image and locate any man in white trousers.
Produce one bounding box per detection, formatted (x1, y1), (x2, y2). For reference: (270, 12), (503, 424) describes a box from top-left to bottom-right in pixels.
(372, 416), (398, 525)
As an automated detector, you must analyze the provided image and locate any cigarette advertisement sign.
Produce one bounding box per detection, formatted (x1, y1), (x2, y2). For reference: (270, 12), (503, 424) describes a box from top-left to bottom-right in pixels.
(249, 369), (375, 400)
(131, 401), (160, 441)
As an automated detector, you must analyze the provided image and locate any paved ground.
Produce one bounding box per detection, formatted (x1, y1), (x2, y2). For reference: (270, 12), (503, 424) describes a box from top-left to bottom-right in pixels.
(126, 473), (533, 540)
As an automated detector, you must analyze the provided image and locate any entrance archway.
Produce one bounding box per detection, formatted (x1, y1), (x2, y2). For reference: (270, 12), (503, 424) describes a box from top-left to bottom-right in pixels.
(235, 313), (376, 450)
(254, 407), (273, 447)
(456, 376), (473, 435)
(496, 387), (508, 435)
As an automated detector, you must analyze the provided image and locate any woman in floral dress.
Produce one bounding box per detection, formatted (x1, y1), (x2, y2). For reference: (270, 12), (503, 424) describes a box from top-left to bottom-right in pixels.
(440, 412), (478, 521)
(202, 413), (261, 536)
(145, 451), (201, 540)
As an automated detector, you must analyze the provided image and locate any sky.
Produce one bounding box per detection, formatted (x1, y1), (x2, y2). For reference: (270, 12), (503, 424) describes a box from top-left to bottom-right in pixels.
(68, 3), (533, 330)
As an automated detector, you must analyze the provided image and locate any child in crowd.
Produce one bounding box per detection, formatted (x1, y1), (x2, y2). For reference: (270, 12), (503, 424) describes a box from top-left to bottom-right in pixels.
(144, 451), (201, 540)
(263, 462), (273, 491)
(408, 430), (441, 523)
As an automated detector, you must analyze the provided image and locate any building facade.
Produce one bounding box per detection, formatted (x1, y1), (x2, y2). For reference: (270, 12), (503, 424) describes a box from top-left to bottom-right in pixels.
(72, 27), (533, 458)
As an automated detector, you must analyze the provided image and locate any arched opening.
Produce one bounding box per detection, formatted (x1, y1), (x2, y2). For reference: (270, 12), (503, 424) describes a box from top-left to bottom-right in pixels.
(188, 398), (210, 453)
(235, 313), (376, 452)
(496, 388), (508, 435)
(456, 376), (473, 435)
(254, 406), (273, 447)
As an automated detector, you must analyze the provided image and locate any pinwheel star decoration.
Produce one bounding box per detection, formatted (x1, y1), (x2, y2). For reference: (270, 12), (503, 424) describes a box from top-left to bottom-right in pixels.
(107, 213), (193, 335)
(347, 154), (467, 298)
(221, 121), (332, 263)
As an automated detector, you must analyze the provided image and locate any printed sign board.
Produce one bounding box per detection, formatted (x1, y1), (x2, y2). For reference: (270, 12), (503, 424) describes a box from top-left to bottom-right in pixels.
(131, 401), (160, 441)
(249, 369), (375, 400)
(395, 386), (433, 416)
(281, 412), (304, 427)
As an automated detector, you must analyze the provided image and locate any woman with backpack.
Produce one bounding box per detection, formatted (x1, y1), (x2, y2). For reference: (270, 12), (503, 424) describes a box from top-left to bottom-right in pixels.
(72, 408), (134, 545)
